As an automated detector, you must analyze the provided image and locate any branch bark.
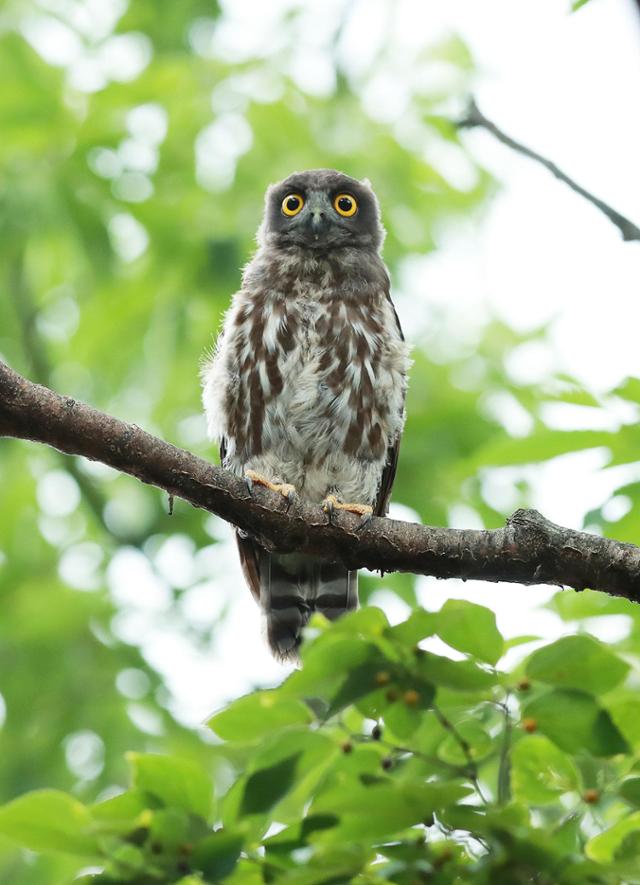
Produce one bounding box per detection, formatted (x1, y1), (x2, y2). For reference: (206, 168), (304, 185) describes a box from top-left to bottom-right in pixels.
(458, 99), (640, 243)
(1, 359), (639, 597)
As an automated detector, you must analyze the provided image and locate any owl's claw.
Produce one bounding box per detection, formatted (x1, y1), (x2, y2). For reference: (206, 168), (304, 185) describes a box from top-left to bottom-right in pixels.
(322, 494), (373, 527)
(284, 487), (298, 513)
(322, 494), (335, 524)
(244, 470), (297, 508)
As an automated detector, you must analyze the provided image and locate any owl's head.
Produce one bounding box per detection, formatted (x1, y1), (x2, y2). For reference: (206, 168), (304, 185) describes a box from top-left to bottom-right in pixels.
(259, 169), (385, 253)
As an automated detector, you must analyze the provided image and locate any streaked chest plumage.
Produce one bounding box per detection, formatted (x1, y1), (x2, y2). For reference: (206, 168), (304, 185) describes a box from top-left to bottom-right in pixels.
(203, 246), (409, 503)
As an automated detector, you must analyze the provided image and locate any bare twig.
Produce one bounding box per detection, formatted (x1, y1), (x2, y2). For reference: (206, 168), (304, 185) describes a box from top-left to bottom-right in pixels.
(1, 360), (640, 596)
(432, 704), (489, 804)
(496, 695), (512, 806)
(458, 98), (640, 243)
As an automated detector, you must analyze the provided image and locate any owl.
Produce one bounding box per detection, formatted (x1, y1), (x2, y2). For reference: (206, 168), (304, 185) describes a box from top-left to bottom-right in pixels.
(202, 169), (410, 660)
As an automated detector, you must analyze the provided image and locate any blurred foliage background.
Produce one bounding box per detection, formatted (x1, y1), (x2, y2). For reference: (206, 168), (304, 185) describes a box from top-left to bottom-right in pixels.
(0, 0), (639, 881)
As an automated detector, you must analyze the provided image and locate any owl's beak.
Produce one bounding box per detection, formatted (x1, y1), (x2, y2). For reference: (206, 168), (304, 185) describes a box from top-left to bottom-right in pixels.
(309, 211), (328, 239)
(306, 194), (330, 239)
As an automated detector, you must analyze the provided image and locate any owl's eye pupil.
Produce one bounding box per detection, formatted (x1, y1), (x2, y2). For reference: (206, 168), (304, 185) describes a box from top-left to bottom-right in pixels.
(338, 197), (352, 212)
(286, 197), (300, 211)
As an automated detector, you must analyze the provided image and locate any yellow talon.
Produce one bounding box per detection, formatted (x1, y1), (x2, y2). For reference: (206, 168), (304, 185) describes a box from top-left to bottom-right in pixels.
(245, 469), (296, 500)
(322, 494), (373, 518)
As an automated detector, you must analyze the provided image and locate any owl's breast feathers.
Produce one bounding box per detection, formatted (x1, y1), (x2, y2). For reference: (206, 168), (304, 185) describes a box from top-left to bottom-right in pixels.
(202, 246), (409, 505)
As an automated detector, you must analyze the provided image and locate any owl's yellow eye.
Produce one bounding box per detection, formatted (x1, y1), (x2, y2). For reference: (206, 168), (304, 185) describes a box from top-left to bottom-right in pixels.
(334, 193), (358, 217)
(282, 193), (304, 216)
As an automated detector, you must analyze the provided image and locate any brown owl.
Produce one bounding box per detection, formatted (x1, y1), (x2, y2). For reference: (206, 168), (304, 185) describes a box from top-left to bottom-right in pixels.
(202, 169), (410, 660)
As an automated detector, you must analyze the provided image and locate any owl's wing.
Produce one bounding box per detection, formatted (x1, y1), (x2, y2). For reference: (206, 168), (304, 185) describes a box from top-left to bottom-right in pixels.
(220, 436), (262, 603)
(374, 293), (405, 518)
(374, 438), (401, 517)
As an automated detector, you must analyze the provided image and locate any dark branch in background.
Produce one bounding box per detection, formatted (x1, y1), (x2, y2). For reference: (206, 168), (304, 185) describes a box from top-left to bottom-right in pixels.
(458, 98), (640, 243)
(2, 360), (640, 597)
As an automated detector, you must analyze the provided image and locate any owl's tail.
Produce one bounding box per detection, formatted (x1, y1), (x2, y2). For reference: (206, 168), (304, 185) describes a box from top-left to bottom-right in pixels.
(258, 550), (358, 661)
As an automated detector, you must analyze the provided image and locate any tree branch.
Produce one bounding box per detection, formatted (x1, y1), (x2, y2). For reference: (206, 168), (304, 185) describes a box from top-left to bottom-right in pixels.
(1, 359), (639, 597)
(458, 98), (640, 243)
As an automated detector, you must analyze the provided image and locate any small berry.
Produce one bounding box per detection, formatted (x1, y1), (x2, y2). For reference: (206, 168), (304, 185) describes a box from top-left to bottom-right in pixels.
(404, 689), (420, 707)
(386, 688), (399, 702)
(583, 788), (600, 804)
(522, 717), (537, 733)
(422, 812), (435, 827)
(150, 842), (162, 855)
(375, 670), (391, 686)
(341, 740), (353, 754)
(176, 860), (190, 874)
(381, 756), (393, 770)
(371, 724), (382, 741)
(517, 678), (531, 691)
(179, 843), (193, 855)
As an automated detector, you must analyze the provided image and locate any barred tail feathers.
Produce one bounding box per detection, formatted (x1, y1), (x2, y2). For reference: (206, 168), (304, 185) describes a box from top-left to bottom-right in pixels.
(258, 550), (358, 661)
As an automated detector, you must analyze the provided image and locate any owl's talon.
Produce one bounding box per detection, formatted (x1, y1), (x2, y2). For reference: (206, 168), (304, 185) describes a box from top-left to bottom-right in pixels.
(356, 510), (373, 531)
(322, 494), (336, 524)
(284, 487), (298, 513)
(244, 470), (297, 505)
(322, 494), (373, 525)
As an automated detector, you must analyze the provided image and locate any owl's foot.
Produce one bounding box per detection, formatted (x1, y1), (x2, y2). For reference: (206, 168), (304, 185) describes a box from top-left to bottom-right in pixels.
(322, 494), (373, 528)
(245, 470), (297, 510)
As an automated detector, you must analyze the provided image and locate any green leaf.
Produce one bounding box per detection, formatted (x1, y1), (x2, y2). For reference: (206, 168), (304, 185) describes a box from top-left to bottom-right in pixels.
(504, 635), (541, 651)
(606, 695), (640, 749)
(436, 600), (504, 664)
(223, 729), (336, 829)
(511, 735), (580, 804)
(614, 376), (640, 404)
(438, 722), (493, 766)
(526, 634), (629, 694)
(386, 609), (437, 646)
(192, 829), (244, 880)
(620, 779), (640, 807)
(149, 807), (190, 849)
(312, 781), (471, 841)
(523, 689), (628, 756)
(208, 690), (313, 741)
(384, 694), (431, 738)
(106, 843), (147, 876)
(128, 753), (213, 820)
(547, 588), (634, 621)
(313, 606), (389, 639)
(472, 429), (612, 468)
(91, 790), (148, 827)
(0, 790), (98, 856)
(417, 652), (497, 691)
(587, 812), (640, 862)
(282, 637), (389, 702)
(240, 753), (301, 817)
(571, 0), (592, 10)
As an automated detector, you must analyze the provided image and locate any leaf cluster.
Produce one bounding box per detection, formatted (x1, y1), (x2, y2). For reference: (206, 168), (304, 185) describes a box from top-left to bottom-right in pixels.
(3, 599), (640, 883)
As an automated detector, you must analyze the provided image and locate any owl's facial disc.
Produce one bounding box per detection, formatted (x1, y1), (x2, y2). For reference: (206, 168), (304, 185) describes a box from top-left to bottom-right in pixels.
(286, 190), (344, 248)
(263, 170), (384, 253)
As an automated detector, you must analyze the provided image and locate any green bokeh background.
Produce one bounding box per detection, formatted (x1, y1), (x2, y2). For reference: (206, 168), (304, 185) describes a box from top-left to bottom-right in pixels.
(1, 1), (639, 880)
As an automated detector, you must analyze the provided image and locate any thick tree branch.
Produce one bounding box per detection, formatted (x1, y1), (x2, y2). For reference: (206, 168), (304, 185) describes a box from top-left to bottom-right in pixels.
(458, 98), (640, 243)
(1, 359), (639, 597)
